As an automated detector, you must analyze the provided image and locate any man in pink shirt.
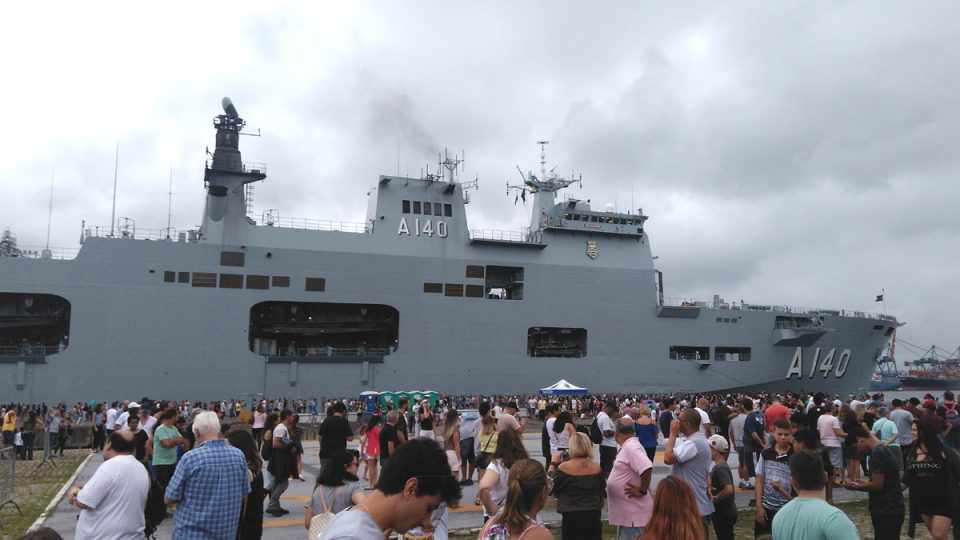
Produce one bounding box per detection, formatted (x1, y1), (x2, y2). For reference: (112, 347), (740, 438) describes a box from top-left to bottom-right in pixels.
(605, 417), (653, 540)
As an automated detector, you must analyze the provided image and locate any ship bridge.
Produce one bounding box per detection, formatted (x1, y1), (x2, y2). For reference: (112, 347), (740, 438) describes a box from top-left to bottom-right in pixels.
(544, 199), (647, 239)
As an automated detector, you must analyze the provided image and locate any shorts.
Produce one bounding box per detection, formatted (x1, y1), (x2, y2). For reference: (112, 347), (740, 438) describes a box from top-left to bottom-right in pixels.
(460, 438), (476, 465)
(446, 449), (461, 474)
(825, 446), (843, 469)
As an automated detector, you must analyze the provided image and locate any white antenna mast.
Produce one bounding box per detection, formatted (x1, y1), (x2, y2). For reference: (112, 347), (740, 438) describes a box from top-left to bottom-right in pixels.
(45, 169), (55, 251)
(109, 143), (119, 237)
(166, 166), (174, 240)
(537, 140), (549, 181)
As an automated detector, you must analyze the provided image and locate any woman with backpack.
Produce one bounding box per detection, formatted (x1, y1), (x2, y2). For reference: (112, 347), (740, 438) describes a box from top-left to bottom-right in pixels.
(304, 450), (365, 537)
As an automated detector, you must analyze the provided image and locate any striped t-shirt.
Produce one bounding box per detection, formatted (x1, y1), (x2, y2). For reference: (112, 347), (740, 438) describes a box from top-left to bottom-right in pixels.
(757, 447), (793, 511)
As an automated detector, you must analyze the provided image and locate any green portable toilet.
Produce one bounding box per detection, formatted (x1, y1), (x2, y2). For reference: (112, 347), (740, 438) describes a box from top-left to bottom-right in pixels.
(379, 391), (397, 409)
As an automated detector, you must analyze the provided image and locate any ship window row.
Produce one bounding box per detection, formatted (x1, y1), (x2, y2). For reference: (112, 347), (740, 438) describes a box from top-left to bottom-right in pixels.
(715, 317), (740, 324)
(402, 200), (453, 217)
(423, 282), (485, 298)
(670, 345), (752, 362)
(423, 265), (524, 300)
(564, 213), (643, 226)
(161, 271), (323, 291)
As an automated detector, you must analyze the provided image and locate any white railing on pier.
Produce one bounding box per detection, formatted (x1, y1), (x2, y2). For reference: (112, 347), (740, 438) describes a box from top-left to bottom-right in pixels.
(255, 216), (370, 234)
(659, 296), (892, 321)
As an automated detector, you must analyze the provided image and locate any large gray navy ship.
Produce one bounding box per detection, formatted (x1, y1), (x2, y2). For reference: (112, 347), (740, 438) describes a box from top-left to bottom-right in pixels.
(0, 99), (898, 402)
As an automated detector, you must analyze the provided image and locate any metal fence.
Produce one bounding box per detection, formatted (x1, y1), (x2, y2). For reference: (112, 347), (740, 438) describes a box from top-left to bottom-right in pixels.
(0, 446), (20, 518)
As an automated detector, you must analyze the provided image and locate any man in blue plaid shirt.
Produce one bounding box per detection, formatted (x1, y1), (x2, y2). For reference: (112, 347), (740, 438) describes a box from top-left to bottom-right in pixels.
(165, 411), (250, 539)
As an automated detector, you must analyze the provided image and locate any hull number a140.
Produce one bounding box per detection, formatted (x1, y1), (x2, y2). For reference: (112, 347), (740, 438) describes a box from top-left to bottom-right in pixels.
(398, 217), (448, 238)
(785, 347), (852, 379)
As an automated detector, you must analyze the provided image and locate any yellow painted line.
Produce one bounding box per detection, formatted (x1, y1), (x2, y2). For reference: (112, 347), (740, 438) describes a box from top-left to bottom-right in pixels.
(263, 518), (303, 528)
(280, 495), (310, 502)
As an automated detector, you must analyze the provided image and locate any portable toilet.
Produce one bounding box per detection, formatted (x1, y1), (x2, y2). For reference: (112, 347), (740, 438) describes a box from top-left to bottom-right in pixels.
(359, 391), (380, 414)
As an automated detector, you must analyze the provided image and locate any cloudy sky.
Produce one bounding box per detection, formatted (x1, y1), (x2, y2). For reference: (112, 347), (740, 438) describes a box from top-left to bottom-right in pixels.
(2, 2), (957, 359)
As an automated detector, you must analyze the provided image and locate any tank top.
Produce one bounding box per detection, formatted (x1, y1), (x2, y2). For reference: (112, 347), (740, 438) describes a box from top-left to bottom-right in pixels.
(420, 412), (434, 431)
(479, 516), (543, 540)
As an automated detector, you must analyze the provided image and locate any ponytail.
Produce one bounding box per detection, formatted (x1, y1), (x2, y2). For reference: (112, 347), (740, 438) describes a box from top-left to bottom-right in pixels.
(494, 459), (546, 536)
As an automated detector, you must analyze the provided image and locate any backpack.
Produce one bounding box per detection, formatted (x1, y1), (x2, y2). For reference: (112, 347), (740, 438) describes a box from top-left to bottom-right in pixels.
(588, 417), (603, 444)
(308, 486), (340, 540)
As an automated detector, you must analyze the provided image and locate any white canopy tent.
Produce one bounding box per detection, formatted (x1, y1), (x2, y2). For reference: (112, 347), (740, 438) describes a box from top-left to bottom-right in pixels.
(538, 379), (589, 396)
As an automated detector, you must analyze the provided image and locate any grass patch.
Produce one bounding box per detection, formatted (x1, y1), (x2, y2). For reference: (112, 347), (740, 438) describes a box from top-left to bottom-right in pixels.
(0, 451), (88, 538)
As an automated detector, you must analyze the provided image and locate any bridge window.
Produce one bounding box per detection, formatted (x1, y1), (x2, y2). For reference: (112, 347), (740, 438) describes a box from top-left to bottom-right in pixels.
(192, 272), (217, 288)
(220, 251), (245, 267)
(413, 201), (422, 214)
(528, 327), (587, 358)
(272, 276), (290, 288)
(246, 275), (269, 290)
(249, 302), (399, 357)
(433, 203), (443, 217)
(670, 346), (710, 361)
(305, 277), (326, 292)
(485, 266), (524, 300)
(178, 272), (190, 284)
(423, 202), (432, 215)
(716, 347), (751, 362)
(219, 274), (244, 288)
(465, 265), (484, 278)
(402, 200), (411, 214)
(465, 285), (485, 298)
(163, 271), (176, 283)
(0, 293), (71, 357)
(444, 283), (464, 297)
(423, 282), (443, 293)
(444, 203), (452, 217)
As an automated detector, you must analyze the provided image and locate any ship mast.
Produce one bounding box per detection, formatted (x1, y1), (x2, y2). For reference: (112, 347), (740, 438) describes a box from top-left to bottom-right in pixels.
(507, 141), (582, 234)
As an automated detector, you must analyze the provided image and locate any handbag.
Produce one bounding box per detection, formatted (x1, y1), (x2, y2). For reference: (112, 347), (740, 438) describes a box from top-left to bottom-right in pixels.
(308, 486), (338, 540)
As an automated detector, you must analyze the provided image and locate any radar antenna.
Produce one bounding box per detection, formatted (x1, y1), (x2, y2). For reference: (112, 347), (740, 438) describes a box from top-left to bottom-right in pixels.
(507, 140), (582, 204)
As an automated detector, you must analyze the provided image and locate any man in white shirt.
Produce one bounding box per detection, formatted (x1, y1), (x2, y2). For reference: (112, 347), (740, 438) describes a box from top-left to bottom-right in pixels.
(68, 431), (150, 540)
(597, 400), (619, 478)
(114, 401), (137, 431)
(694, 397), (713, 436)
(105, 403), (118, 437)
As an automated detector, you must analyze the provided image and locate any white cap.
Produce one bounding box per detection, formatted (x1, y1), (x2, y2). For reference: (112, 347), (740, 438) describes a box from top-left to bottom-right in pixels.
(128, 402), (141, 409)
(708, 434), (730, 453)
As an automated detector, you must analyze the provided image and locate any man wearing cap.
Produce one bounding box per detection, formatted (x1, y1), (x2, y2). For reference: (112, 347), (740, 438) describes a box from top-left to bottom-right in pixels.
(708, 434), (738, 540)
(114, 401), (138, 431)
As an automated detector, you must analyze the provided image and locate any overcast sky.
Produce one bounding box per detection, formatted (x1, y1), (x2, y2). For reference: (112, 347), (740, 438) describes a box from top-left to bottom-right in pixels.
(1, 2), (957, 360)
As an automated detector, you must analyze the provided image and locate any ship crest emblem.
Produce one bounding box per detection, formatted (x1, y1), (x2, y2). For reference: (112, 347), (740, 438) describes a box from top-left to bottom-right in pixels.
(585, 240), (599, 259)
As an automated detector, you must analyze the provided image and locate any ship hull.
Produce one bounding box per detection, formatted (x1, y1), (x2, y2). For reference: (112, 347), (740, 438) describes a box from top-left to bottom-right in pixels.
(900, 377), (960, 390)
(0, 238), (894, 402)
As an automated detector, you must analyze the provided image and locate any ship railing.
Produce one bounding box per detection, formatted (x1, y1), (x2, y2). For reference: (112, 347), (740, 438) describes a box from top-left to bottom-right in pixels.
(272, 346), (393, 357)
(469, 228), (541, 243)
(204, 160), (268, 175)
(255, 215), (370, 234)
(83, 226), (183, 242)
(0, 344), (60, 356)
(659, 297), (892, 321)
(7, 246), (80, 260)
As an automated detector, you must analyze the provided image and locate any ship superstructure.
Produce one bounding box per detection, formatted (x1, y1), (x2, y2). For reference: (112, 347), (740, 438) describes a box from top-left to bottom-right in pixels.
(0, 99), (899, 402)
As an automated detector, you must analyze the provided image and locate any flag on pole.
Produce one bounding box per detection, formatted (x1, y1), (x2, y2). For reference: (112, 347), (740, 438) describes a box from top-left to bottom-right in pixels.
(875, 293), (884, 302)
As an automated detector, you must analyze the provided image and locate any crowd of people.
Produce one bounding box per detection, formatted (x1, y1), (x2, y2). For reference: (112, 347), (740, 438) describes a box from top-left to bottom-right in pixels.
(4, 389), (960, 539)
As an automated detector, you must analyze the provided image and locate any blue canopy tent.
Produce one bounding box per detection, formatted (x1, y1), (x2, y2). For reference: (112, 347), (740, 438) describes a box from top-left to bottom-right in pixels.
(539, 379), (589, 396)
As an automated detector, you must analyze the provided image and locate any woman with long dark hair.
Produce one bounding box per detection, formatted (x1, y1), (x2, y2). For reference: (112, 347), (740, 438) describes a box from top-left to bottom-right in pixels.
(478, 428), (529, 523)
(478, 459), (552, 540)
(553, 411), (576, 454)
(227, 430), (265, 540)
(639, 475), (704, 540)
(303, 449), (365, 530)
(903, 416), (960, 540)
